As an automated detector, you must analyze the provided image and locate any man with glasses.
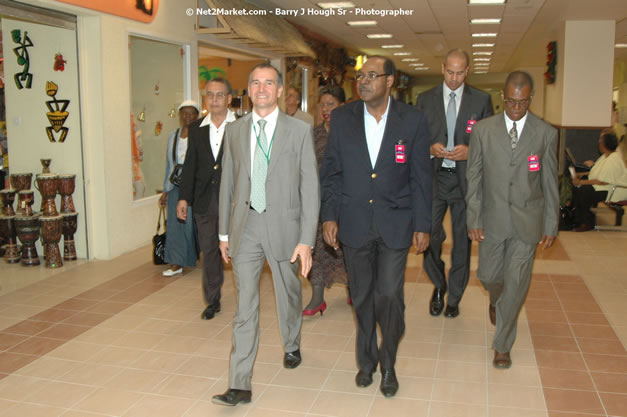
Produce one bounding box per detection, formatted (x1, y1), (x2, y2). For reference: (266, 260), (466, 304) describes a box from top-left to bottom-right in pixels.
(320, 56), (432, 397)
(178, 78), (236, 320)
(466, 71), (558, 369)
(417, 49), (493, 319)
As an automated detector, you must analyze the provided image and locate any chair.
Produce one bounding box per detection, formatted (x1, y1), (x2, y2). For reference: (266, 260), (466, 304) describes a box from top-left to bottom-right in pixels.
(593, 185), (627, 231)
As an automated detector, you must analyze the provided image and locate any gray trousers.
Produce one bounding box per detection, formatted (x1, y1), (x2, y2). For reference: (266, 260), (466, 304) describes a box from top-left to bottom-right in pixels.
(478, 233), (536, 353)
(229, 209), (302, 390)
(424, 170), (471, 306)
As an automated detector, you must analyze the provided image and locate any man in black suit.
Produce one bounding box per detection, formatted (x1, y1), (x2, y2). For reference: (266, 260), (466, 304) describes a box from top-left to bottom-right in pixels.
(177, 78), (236, 320)
(417, 49), (493, 318)
(321, 56), (432, 397)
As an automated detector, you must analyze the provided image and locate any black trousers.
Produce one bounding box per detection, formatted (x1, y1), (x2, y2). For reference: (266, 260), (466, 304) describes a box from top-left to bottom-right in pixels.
(343, 222), (409, 373)
(194, 211), (224, 305)
(573, 185), (607, 226)
(423, 170), (470, 306)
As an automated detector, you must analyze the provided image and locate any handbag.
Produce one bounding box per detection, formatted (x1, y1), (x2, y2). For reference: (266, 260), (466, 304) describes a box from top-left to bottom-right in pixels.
(152, 206), (167, 265)
(168, 128), (184, 186)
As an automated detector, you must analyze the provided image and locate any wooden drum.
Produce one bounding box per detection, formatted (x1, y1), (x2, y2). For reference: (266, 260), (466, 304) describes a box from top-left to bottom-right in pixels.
(14, 214), (41, 266)
(62, 212), (78, 261)
(0, 214), (20, 263)
(0, 189), (16, 216)
(17, 190), (35, 217)
(40, 215), (64, 268)
(57, 174), (76, 213)
(35, 173), (59, 217)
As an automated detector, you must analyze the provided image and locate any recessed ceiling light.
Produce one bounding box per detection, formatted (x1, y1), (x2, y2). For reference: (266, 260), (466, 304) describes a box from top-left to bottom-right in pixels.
(473, 51), (493, 55)
(317, 2), (355, 8)
(366, 34), (393, 39)
(470, 18), (502, 24)
(473, 58), (491, 61)
(414, 67), (430, 71)
(393, 52), (411, 56)
(381, 45), (404, 48)
(472, 33), (498, 37)
(408, 63), (425, 66)
(347, 20), (377, 26)
(473, 43), (495, 47)
(401, 58), (419, 62)
(468, 0), (506, 4)
(616, 43), (627, 48)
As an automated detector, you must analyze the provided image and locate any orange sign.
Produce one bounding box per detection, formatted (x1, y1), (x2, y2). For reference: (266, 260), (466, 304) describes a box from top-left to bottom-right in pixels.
(55, 0), (159, 23)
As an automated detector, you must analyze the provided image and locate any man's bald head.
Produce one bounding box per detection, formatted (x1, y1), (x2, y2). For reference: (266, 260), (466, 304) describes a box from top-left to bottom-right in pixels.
(504, 71), (534, 92)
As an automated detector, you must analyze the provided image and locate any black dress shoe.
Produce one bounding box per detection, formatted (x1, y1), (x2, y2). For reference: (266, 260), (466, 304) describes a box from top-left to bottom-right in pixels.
(429, 286), (447, 316)
(355, 370), (373, 387)
(444, 304), (459, 318)
(283, 349), (301, 369)
(201, 302), (221, 320)
(211, 388), (252, 406)
(380, 368), (399, 397)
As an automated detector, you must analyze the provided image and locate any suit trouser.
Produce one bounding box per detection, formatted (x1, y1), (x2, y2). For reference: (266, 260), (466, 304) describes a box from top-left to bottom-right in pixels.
(229, 209), (302, 390)
(423, 170), (471, 306)
(194, 211), (224, 306)
(478, 233), (536, 353)
(343, 222), (409, 373)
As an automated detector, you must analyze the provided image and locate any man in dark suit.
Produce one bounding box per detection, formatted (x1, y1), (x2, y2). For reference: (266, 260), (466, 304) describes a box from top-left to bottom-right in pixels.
(466, 71), (559, 368)
(177, 78), (236, 320)
(417, 49), (493, 318)
(321, 56), (432, 397)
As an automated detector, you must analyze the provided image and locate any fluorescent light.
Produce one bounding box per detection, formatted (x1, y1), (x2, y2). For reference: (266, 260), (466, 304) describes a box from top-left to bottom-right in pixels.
(473, 43), (495, 47)
(474, 64), (490, 67)
(318, 2), (355, 8)
(472, 33), (498, 37)
(347, 20), (377, 26)
(474, 71), (488, 74)
(470, 18), (501, 24)
(408, 63), (425, 66)
(414, 67), (430, 71)
(473, 58), (491, 61)
(393, 52), (411, 56)
(381, 45), (404, 48)
(616, 43), (627, 48)
(401, 58), (419, 62)
(473, 51), (493, 55)
(366, 33), (392, 39)
(468, 0), (506, 4)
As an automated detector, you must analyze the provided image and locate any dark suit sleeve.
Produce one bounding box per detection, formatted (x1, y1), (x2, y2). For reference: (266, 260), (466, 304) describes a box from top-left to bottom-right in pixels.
(542, 127), (559, 236)
(178, 126), (198, 204)
(481, 94), (494, 119)
(320, 113), (343, 223)
(411, 112), (433, 233)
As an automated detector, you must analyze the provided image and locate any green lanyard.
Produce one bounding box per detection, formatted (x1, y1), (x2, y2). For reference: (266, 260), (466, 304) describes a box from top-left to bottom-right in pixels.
(253, 122), (275, 165)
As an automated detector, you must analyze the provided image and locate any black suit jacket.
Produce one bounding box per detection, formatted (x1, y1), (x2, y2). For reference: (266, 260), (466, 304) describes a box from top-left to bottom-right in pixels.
(320, 99), (432, 250)
(178, 118), (224, 215)
(416, 84), (493, 196)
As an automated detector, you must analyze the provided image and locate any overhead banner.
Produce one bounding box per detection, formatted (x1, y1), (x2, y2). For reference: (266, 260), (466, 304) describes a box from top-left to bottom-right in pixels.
(55, 0), (159, 23)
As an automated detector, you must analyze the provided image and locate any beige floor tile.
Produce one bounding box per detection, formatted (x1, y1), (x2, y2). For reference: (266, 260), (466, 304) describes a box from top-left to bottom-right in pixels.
(0, 402), (64, 417)
(441, 329), (488, 346)
(14, 356), (79, 380)
(152, 335), (206, 355)
(323, 370), (380, 395)
(487, 365), (542, 387)
(395, 357), (437, 378)
(437, 344), (488, 363)
(88, 346), (145, 367)
(250, 362), (282, 384)
(152, 374), (217, 399)
(487, 406), (549, 417)
(110, 331), (165, 350)
(299, 348), (343, 369)
(254, 386), (318, 413)
(121, 394), (196, 417)
(74, 327), (127, 345)
(57, 362), (122, 386)
(385, 376), (433, 400)
(271, 366), (330, 389)
(300, 333), (351, 351)
(368, 396), (429, 417)
(487, 384), (546, 409)
(255, 345), (286, 365)
(0, 375), (47, 401)
(175, 356), (229, 379)
(435, 361), (487, 383)
(193, 338), (233, 359)
(72, 387), (144, 415)
(131, 350), (189, 373)
(246, 408), (305, 417)
(24, 380), (97, 408)
(310, 391), (373, 417)
(103, 368), (170, 392)
(182, 399), (250, 417)
(431, 380), (487, 405)
(428, 401), (488, 417)
(396, 341), (439, 359)
(46, 340), (104, 362)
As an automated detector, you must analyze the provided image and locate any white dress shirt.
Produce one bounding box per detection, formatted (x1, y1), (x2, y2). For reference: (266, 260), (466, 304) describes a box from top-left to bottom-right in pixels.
(199, 109), (237, 159)
(364, 97), (391, 168)
(504, 111), (528, 140)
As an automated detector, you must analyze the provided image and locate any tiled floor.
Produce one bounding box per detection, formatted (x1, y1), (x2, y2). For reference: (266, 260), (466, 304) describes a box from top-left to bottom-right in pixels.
(0, 227), (625, 417)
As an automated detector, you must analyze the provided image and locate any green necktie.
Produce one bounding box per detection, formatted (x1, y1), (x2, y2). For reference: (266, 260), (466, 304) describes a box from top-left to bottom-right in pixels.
(251, 119), (268, 213)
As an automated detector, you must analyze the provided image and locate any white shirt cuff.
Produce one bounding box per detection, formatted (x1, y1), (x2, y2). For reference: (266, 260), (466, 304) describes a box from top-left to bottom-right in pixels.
(218, 234), (228, 242)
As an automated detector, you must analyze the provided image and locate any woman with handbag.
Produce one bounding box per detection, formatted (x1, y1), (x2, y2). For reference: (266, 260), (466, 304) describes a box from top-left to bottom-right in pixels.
(159, 100), (200, 276)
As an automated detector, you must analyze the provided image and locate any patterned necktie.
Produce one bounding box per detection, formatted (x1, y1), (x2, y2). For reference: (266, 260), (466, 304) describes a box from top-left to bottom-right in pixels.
(443, 91), (456, 167)
(509, 121), (518, 149)
(251, 119), (268, 213)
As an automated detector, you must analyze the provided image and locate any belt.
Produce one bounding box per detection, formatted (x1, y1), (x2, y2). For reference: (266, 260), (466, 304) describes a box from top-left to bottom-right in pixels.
(440, 166), (456, 173)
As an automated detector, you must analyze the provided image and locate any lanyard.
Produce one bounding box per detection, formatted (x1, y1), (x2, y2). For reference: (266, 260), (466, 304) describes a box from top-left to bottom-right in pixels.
(253, 123), (275, 165)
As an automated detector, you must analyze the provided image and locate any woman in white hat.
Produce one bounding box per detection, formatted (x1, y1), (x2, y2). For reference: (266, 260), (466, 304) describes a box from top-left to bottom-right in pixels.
(159, 100), (200, 276)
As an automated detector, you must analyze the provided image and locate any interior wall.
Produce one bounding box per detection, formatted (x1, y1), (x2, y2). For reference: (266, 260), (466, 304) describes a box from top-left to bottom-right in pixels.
(198, 57), (263, 98)
(544, 24), (566, 126)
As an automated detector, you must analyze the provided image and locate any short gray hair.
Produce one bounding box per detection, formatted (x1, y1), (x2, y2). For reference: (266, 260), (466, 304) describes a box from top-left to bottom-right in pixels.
(248, 62), (283, 87)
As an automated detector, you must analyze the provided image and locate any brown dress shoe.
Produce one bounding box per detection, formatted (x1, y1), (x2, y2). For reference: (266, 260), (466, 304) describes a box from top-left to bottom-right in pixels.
(489, 304), (496, 326)
(493, 351), (512, 369)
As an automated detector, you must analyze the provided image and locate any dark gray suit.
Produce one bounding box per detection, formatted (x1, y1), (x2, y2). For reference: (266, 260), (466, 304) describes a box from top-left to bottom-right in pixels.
(417, 84), (492, 306)
(466, 111), (559, 352)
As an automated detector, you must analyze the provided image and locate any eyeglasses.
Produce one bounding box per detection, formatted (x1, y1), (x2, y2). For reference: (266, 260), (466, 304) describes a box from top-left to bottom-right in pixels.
(206, 92), (226, 99)
(503, 98), (531, 107)
(354, 72), (388, 82)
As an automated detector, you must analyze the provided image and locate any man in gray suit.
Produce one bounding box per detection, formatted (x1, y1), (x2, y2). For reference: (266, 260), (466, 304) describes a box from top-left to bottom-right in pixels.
(466, 71), (558, 369)
(417, 49), (493, 318)
(212, 63), (319, 406)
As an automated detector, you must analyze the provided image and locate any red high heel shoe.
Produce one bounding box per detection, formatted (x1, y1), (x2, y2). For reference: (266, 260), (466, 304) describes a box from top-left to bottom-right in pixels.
(303, 301), (327, 316)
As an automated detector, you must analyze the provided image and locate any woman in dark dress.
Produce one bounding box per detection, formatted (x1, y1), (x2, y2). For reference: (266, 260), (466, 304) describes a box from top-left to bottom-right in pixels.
(303, 86), (348, 315)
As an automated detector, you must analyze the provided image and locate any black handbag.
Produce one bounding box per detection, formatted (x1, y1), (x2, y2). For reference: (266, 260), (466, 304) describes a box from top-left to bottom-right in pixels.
(168, 129), (184, 187)
(152, 206), (167, 265)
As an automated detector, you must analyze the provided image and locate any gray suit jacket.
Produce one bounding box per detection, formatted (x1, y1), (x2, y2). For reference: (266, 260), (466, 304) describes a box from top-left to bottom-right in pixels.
(465, 112), (559, 244)
(218, 111), (319, 260)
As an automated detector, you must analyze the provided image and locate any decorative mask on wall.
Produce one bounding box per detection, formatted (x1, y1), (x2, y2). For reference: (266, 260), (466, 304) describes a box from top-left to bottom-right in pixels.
(45, 81), (70, 142)
(53, 53), (67, 72)
(11, 29), (34, 89)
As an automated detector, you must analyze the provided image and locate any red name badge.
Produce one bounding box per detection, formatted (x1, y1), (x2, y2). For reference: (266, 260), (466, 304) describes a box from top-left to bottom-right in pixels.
(528, 155), (540, 172)
(395, 144), (406, 163)
(466, 120), (477, 133)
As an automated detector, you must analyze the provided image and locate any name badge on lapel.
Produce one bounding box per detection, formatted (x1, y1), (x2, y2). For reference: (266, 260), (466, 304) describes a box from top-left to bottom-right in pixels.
(395, 140), (406, 164)
(466, 119), (477, 133)
(528, 154), (540, 172)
